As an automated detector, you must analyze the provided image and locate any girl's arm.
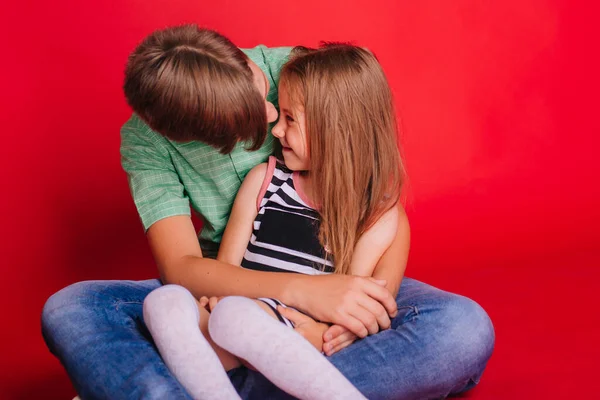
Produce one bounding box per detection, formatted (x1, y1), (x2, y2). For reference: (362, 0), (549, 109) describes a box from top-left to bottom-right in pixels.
(350, 202), (410, 294)
(323, 203), (410, 355)
(371, 203), (411, 298)
(216, 163), (265, 265)
(349, 205), (400, 277)
(147, 167), (398, 338)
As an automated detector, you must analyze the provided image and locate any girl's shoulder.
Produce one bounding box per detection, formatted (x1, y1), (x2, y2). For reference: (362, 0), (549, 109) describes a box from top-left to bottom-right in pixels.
(249, 156), (286, 211)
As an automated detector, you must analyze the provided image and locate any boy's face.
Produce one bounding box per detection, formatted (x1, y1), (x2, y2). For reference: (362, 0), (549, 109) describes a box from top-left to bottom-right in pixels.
(247, 60), (278, 124)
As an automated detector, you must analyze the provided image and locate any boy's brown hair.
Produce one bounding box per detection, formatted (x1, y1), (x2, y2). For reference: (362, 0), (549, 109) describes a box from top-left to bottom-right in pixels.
(281, 44), (404, 275)
(124, 24), (267, 154)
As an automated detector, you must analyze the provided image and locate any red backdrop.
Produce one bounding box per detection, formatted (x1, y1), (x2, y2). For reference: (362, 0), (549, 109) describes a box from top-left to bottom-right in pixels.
(1, 1), (599, 398)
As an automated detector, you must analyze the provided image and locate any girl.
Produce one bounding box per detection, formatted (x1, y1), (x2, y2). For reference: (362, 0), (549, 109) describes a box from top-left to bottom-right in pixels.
(143, 43), (404, 400)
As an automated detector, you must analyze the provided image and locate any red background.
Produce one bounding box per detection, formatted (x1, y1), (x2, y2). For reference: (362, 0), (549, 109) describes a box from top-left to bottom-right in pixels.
(1, 0), (599, 398)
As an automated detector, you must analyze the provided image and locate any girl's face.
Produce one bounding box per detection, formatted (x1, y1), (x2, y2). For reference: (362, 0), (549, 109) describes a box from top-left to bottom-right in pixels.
(271, 83), (309, 171)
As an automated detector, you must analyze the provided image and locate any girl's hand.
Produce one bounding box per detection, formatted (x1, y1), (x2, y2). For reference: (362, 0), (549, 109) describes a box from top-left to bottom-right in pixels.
(278, 306), (329, 352)
(290, 275), (397, 338)
(322, 325), (358, 356)
(199, 296), (223, 313)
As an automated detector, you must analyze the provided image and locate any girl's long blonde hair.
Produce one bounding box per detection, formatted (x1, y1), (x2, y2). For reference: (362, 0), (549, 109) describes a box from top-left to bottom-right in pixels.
(280, 44), (404, 275)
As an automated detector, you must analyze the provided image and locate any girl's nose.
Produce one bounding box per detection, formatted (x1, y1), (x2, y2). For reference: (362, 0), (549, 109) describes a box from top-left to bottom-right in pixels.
(271, 119), (285, 138)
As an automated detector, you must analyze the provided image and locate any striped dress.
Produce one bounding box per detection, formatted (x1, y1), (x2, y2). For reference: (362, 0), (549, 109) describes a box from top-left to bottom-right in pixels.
(242, 156), (334, 326)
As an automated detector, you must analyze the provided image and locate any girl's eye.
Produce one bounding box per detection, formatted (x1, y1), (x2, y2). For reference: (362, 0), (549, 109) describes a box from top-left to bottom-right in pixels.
(286, 115), (295, 123)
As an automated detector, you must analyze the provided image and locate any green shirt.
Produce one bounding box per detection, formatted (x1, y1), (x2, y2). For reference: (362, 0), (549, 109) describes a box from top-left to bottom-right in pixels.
(121, 45), (292, 244)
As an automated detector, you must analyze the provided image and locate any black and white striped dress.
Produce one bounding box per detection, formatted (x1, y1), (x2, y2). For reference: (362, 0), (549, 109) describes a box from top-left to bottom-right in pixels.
(242, 156), (334, 326)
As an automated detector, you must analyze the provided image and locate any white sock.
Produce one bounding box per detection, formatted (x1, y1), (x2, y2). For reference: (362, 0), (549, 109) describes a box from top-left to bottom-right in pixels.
(143, 285), (240, 400)
(208, 296), (365, 400)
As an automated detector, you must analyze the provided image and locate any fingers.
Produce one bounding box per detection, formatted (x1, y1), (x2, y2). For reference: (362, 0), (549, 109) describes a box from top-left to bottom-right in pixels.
(329, 278), (394, 335)
(335, 313), (369, 338)
(199, 296), (209, 307)
(199, 296), (221, 312)
(347, 302), (379, 336)
(323, 324), (347, 342)
(329, 288), (387, 337)
(357, 294), (391, 330)
(328, 338), (356, 356)
(360, 278), (398, 318)
(323, 331), (356, 356)
(277, 306), (311, 325)
(208, 296), (220, 312)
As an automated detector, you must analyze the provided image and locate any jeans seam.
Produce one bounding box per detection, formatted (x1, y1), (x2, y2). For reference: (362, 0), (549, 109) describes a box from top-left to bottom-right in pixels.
(114, 300), (143, 311)
(396, 305), (419, 323)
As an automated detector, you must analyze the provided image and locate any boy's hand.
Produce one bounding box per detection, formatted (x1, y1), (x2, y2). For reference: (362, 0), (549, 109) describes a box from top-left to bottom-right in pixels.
(291, 275), (395, 338)
(278, 306), (329, 352)
(323, 324), (359, 356)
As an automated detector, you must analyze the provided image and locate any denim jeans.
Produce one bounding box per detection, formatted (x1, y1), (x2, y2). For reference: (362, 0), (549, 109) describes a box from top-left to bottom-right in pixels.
(41, 277), (494, 399)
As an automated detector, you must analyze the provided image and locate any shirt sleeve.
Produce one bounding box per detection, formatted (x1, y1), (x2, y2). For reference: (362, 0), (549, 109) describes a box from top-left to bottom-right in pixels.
(261, 46), (293, 84)
(120, 114), (191, 231)
(244, 45), (293, 107)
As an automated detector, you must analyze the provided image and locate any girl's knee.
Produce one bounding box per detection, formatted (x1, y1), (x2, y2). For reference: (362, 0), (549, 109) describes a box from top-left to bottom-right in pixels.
(143, 284), (196, 311)
(208, 296), (259, 336)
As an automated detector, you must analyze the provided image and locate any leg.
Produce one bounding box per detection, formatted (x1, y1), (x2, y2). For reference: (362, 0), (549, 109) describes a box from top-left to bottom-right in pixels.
(143, 285), (241, 400)
(327, 277), (495, 400)
(209, 296), (366, 400)
(41, 279), (193, 400)
(41, 279), (298, 400)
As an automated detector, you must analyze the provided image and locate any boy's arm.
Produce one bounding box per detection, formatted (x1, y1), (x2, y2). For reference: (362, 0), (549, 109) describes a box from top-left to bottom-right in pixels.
(149, 214), (399, 339)
(216, 163), (266, 265)
(143, 155), (304, 302)
(121, 114), (191, 229)
(122, 115), (397, 337)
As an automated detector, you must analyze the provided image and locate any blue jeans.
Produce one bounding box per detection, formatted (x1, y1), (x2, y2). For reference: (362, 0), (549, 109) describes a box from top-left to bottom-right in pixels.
(41, 277), (494, 399)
